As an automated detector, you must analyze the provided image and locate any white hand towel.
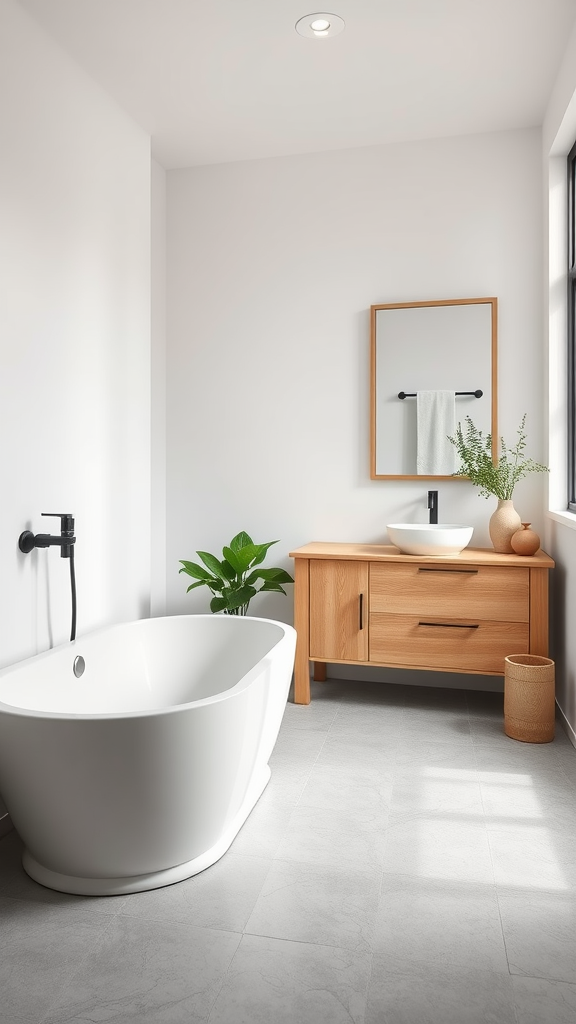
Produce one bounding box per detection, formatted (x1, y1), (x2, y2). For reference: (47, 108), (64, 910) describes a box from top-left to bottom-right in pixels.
(416, 390), (456, 475)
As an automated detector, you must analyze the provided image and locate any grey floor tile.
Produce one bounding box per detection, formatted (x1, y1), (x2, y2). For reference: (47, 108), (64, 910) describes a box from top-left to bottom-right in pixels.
(381, 816), (495, 885)
(0, 1014), (39, 1024)
(275, 807), (386, 875)
(398, 718), (474, 747)
(0, 896), (112, 1021)
(466, 690), (505, 716)
(309, 678), (347, 703)
(228, 800), (294, 859)
(374, 874), (508, 973)
(269, 727), (327, 765)
(366, 956), (517, 1024)
(467, 715), (509, 743)
(473, 738), (573, 774)
(259, 767), (308, 808)
(404, 685), (470, 711)
(45, 914), (241, 1023)
(328, 711), (404, 744)
(388, 767), (484, 827)
(512, 975), (576, 1024)
(286, 797), (390, 836)
(315, 733), (399, 771)
(118, 852), (271, 932)
(280, 701), (340, 732)
(339, 680), (407, 706)
(245, 857), (380, 952)
(208, 933), (372, 1024)
(497, 889), (576, 983)
(479, 769), (576, 833)
(394, 738), (479, 773)
(488, 824), (576, 891)
(298, 762), (394, 822)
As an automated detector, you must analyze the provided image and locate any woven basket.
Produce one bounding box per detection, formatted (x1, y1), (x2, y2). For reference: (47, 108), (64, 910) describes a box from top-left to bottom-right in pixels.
(504, 654), (555, 743)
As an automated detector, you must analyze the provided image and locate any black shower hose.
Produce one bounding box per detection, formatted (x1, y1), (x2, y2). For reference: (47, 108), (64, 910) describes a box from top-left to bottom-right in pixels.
(69, 545), (77, 642)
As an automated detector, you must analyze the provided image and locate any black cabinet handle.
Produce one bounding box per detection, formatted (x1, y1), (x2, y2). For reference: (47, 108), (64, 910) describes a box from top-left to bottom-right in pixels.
(359, 593), (364, 630)
(418, 621), (480, 629)
(417, 568), (479, 574)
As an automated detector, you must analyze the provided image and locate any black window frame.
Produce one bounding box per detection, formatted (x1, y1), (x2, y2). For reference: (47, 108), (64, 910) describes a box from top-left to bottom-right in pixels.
(568, 140), (576, 510)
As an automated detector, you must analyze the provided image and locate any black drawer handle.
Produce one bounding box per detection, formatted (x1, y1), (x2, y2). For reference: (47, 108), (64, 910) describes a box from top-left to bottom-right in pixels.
(418, 622), (480, 629)
(359, 593), (364, 630)
(417, 568), (479, 574)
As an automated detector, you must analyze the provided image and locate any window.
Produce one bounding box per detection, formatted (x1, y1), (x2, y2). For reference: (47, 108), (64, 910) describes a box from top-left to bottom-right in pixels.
(568, 140), (576, 510)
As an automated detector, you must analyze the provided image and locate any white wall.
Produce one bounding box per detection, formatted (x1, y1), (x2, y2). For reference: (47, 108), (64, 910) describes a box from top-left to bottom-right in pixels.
(0, 0), (152, 820)
(166, 128), (545, 648)
(151, 159), (167, 616)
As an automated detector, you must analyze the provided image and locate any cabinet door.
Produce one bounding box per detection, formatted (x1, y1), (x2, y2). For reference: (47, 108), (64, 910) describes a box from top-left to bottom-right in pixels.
(309, 559), (368, 662)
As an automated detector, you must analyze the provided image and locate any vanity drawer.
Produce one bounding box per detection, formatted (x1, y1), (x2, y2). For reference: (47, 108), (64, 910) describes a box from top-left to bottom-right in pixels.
(369, 612), (530, 674)
(370, 562), (529, 623)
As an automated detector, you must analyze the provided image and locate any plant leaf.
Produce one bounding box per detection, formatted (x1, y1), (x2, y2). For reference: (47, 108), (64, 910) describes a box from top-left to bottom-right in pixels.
(230, 531), (253, 553)
(259, 582), (287, 594)
(197, 550), (227, 580)
(219, 557), (237, 581)
(210, 595), (228, 613)
(222, 546), (243, 574)
(225, 543), (262, 572)
(179, 560), (214, 580)
(254, 567), (294, 583)
(226, 584), (257, 610)
(249, 540), (279, 567)
(185, 580), (207, 593)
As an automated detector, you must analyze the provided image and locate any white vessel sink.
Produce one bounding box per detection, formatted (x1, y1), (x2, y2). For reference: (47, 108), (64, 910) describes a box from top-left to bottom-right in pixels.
(387, 523), (474, 557)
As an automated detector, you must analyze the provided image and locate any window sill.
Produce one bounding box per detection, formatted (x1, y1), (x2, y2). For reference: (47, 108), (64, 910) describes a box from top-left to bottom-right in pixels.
(547, 509), (576, 531)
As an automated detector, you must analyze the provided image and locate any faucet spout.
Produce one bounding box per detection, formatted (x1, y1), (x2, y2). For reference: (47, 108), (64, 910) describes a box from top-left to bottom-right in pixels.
(427, 490), (438, 525)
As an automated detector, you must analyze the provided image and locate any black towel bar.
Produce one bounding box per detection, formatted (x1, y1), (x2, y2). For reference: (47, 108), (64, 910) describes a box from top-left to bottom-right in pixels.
(398, 390), (483, 400)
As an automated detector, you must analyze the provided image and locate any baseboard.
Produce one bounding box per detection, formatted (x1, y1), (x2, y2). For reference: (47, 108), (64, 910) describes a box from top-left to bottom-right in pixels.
(0, 812), (13, 839)
(556, 701), (576, 749)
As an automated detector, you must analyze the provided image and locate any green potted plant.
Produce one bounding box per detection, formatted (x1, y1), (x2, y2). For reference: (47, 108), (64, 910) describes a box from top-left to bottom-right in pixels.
(179, 531), (294, 615)
(448, 414), (548, 553)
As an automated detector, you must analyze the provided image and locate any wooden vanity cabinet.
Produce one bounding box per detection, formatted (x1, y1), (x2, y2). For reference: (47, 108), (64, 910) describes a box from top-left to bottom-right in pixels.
(289, 542), (554, 704)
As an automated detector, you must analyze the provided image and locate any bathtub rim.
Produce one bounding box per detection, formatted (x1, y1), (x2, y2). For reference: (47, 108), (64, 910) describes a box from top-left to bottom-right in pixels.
(0, 614), (295, 721)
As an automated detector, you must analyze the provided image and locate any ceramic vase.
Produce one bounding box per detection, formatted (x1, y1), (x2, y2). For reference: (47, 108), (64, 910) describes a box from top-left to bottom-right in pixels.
(489, 499), (522, 553)
(510, 523), (541, 556)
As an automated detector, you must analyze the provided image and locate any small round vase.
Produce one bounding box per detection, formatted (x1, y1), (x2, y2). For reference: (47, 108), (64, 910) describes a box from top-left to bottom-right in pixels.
(510, 523), (541, 556)
(489, 499), (522, 553)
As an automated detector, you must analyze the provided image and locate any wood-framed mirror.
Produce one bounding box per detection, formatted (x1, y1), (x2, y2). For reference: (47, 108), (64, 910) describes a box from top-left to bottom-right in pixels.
(370, 296), (497, 479)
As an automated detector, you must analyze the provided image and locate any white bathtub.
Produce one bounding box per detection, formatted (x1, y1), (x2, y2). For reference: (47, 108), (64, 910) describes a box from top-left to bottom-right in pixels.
(0, 614), (296, 896)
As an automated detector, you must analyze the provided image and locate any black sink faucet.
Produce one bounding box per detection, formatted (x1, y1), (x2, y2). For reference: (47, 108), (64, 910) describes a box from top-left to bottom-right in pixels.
(427, 490), (438, 525)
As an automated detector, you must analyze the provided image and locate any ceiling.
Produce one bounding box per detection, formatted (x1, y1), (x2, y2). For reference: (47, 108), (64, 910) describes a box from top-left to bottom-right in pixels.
(17, 0), (576, 169)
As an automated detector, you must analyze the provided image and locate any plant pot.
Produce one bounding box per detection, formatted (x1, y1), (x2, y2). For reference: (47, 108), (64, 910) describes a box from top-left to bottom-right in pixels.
(489, 499), (522, 553)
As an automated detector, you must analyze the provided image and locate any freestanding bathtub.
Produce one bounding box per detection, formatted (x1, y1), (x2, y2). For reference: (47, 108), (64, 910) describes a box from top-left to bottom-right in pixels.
(0, 614), (296, 895)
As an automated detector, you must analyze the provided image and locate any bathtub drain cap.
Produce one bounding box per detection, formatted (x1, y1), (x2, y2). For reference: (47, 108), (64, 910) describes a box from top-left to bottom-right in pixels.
(73, 655), (85, 678)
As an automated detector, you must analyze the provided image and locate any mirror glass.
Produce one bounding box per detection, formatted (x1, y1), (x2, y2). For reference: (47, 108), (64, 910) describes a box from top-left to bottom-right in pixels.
(370, 297), (497, 479)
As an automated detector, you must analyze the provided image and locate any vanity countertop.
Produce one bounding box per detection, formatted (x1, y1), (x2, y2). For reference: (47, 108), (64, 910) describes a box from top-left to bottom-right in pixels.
(289, 542), (555, 569)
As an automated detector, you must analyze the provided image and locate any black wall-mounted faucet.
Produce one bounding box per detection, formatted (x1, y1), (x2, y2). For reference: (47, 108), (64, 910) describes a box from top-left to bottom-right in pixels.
(19, 514), (77, 641)
(427, 491), (438, 525)
(19, 513), (75, 558)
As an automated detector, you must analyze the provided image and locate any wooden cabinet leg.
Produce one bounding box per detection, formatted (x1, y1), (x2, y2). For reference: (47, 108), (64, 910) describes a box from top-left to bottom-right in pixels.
(313, 662), (327, 682)
(293, 558), (311, 704)
(530, 567), (549, 656)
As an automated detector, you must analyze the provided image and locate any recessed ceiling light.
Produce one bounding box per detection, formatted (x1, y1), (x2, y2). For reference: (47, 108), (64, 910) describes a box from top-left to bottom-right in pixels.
(295, 13), (345, 39)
